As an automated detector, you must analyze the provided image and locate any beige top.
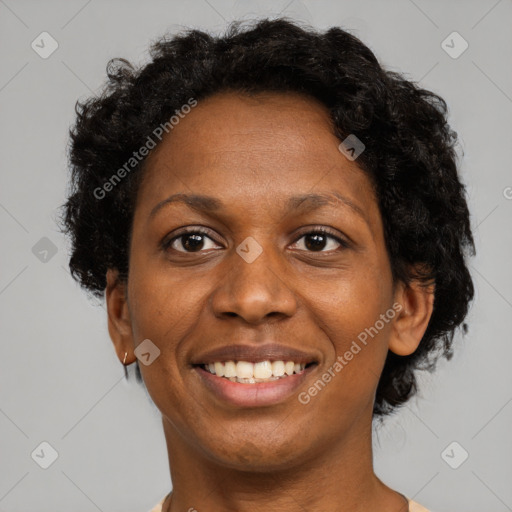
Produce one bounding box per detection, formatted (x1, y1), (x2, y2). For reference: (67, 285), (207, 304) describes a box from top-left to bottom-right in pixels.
(148, 495), (431, 511)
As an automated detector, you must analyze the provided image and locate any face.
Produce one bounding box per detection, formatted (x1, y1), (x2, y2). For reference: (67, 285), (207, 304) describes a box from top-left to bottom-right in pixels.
(107, 91), (431, 471)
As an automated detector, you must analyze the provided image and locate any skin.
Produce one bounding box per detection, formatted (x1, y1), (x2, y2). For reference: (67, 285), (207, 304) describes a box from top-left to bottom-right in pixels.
(106, 91), (434, 512)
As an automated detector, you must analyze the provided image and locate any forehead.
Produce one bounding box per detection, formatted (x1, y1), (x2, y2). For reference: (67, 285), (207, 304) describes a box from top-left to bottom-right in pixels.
(136, 91), (377, 221)
(146, 91), (342, 166)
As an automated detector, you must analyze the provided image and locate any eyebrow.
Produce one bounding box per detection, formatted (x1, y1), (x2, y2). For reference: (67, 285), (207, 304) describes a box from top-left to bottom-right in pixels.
(148, 191), (369, 227)
(149, 193), (223, 220)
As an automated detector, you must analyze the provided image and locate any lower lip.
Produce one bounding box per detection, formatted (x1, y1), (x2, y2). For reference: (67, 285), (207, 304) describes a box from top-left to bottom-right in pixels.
(193, 364), (318, 407)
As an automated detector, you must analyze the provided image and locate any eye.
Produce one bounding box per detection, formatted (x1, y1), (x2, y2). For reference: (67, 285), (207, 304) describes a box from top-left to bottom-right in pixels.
(290, 228), (348, 252)
(162, 228), (221, 253)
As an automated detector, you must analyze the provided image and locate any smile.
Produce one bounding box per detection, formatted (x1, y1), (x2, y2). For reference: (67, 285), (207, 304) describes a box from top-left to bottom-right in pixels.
(199, 360), (314, 383)
(193, 361), (319, 407)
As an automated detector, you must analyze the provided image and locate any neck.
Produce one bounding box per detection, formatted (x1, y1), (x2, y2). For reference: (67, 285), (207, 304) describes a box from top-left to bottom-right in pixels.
(161, 406), (408, 512)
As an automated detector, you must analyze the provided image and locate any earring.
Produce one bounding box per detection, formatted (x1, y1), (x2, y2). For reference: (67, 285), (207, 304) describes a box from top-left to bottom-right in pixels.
(123, 352), (128, 379)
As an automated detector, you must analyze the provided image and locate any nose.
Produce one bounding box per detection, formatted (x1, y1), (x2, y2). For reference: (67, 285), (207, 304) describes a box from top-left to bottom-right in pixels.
(210, 242), (298, 325)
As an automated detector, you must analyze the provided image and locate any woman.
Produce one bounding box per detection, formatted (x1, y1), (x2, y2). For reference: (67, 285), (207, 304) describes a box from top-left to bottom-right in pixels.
(60, 18), (474, 512)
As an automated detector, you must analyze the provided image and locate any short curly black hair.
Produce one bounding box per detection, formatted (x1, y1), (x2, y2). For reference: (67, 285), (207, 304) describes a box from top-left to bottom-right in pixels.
(58, 17), (475, 418)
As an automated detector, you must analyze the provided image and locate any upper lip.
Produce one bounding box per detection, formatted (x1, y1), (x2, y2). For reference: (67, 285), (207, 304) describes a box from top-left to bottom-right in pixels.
(191, 343), (319, 365)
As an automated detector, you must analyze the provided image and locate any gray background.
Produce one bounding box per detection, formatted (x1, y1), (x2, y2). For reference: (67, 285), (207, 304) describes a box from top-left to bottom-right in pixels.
(1, 1), (511, 511)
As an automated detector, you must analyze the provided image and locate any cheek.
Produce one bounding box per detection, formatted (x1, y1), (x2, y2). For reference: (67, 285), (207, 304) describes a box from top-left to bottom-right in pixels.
(307, 261), (392, 342)
(127, 249), (203, 338)
(302, 263), (393, 397)
(126, 268), (201, 410)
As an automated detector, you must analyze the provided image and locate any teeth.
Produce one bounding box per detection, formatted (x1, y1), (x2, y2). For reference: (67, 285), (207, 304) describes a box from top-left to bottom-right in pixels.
(214, 362), (224, 377)
(236, 361), (254, 379)
(271, 360), (285, 377)
(254, 361), (273, 379)
(224, 360), (237, 378)
(203, 360), (307, 380)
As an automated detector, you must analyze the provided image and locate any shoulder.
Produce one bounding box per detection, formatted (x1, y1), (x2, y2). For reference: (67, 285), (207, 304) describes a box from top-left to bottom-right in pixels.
(147, 495), (166, 512)
(408, 498), (432, 512)
(148, 495), (433, 512)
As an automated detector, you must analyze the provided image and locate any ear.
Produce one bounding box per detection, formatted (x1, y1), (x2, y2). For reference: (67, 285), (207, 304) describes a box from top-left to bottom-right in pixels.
(105, 268), (136, 365)
(388, 276), (435, 356)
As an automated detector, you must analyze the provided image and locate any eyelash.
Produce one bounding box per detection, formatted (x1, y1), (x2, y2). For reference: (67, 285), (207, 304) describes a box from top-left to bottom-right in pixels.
(161, 226), (350, 254)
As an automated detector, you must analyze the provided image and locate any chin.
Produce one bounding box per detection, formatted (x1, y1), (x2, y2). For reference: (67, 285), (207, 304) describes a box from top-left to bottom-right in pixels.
(204, 436), (307, 472)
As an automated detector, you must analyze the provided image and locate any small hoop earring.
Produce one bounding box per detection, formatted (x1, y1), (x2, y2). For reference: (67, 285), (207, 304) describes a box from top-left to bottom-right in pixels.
(122, 352), (129, 379)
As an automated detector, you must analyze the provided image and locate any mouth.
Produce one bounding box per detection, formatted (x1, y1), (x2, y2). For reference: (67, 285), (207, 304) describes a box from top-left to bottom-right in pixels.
(193, 360), (318, 383)
(192, 360), (319, 407)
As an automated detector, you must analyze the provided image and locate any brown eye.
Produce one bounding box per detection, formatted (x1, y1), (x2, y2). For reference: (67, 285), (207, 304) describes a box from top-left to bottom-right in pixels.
(177, 233), (207, 252)
(291, 229), (348, 252)
(305, 233), (330, 251)
(163, 229), (221, 253)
